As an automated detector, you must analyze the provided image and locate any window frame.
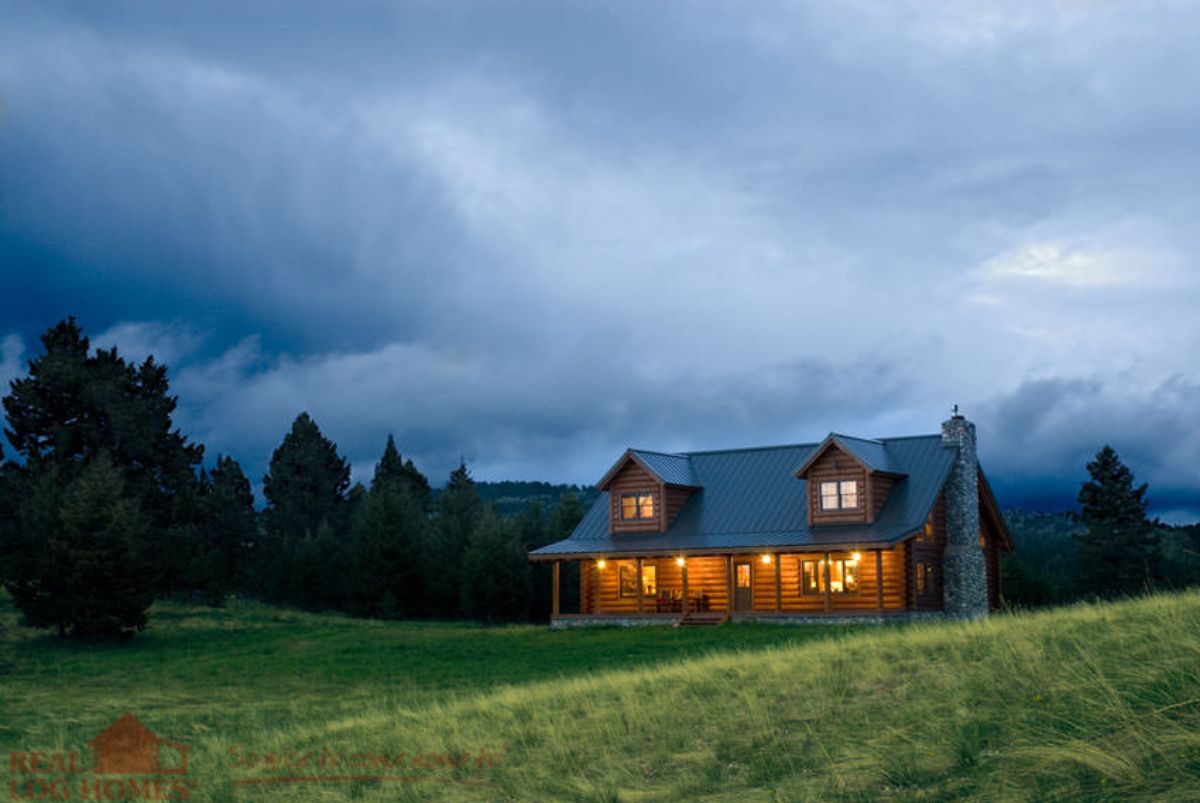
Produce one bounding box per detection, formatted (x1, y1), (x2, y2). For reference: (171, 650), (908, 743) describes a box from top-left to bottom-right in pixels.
(916, 561), (936, 597)
(618, 562), (657, 598)
(818, 479), (860, 512)
(799, 557), (861, 595)
(620, 491), (656, 521)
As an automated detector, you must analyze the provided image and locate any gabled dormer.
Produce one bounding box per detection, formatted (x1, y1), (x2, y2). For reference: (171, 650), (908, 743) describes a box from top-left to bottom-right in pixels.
(795, 434), (907, 526)
(598, 449), (700, 534)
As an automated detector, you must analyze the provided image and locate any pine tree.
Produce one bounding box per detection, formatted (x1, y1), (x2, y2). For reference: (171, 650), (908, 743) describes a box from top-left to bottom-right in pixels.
(428, 461), (484, 617)
(1074, 445), (1159, 596)
(461, 511), (531, 624)
(195, 455), (258, 602)
(349, 481), (429, 619)
(7, 456), (156, 639)
(1, 319), (203, 630)
(261, 413), (351, 604)
(346, 437), (432, 618)
(262, 413), (350, 542)
(371, 435), (431, 510)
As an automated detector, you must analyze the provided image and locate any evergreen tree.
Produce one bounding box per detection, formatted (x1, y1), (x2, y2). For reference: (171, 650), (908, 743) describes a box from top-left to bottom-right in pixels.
(346, 435), (432, 618)
(429, 461), (484, 617)
(261, 413), (351, 604)
(372, 435), (431, 510)
(262, 413), (351, 543)
(1073, 445), (1159, 596)
(461, 511), (531, 624)
(194, 455), (258, 602)
(1, 319), (203, 625)
(0, 442), (11, 587)
(349, 481), (429, 619)
(7, 455), (156, 639)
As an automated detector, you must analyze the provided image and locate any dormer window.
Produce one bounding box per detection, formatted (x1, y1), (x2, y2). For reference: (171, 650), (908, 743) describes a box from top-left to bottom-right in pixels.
(620, 492), (655, 520)
(819, 480), (859, 511)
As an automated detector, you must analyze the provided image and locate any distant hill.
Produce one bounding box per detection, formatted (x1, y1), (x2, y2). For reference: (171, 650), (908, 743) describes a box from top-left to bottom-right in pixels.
(438, 481), (600, 517)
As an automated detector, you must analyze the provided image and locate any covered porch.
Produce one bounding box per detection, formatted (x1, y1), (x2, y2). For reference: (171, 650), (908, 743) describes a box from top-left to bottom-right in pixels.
(544, 548), (909, 625)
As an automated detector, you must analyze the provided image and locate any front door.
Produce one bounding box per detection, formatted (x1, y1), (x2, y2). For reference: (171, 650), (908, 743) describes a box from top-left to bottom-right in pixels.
(733, 560), (753, 611)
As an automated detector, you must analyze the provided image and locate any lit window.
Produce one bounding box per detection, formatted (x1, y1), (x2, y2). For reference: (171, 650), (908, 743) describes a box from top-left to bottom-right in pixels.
(800, 558), (859, 594)
(917, 562), (935, 596)
(619, 563), (657, 598)
(736, 563), (752, 589)
(621, 492), (655, 520)
(819, 480), (860, 511)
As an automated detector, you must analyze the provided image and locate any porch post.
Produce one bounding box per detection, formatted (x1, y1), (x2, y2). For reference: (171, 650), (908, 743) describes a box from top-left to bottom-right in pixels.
(823, 551), (832, 612)
(725, 555), (734, 613)
(875, 550), (884, 611)
(773, 553), (782, 612)
(636, 558), (644, 614)
(552, 560), (561, 617)
(681, 558), (689, 615)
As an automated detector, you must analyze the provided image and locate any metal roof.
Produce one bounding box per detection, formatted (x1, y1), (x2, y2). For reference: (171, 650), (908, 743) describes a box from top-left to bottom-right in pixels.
(596, 448), (700, 489)
(530, 434), (958, 558)
(793, 433), (906, 476)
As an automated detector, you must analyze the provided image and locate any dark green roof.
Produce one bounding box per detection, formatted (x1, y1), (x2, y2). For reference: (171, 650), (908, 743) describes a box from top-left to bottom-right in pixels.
(530, 434), (957, 558)
(597, 449), (700, 489)
(793, 433), (907, 476)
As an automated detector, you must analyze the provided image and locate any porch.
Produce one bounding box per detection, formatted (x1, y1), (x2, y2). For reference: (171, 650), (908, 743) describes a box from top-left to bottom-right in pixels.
(545, 549), (911, 624)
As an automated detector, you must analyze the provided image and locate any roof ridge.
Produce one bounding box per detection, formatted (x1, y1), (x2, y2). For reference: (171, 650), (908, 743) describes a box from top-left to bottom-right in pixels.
(682, 442), (819, 456)
(629, 448), (690, 458)
(830, 432), (885, 444)
(633, 433), (942, 458)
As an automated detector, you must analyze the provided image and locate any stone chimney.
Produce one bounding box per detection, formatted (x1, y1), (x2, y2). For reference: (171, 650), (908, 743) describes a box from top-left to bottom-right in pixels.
(941, 411), (988, 618)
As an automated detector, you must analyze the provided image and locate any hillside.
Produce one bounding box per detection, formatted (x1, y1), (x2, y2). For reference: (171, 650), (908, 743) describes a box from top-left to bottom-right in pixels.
(445, 480), (600, 516)
(2, 592), (1199, 800)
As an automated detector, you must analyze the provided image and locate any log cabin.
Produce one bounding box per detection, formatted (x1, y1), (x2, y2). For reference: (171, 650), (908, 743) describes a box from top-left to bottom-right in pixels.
(529, 413), (1012, 626)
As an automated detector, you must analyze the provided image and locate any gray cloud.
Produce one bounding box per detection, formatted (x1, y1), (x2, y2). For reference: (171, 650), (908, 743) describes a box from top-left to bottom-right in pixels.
(1, 1), (1199, 517)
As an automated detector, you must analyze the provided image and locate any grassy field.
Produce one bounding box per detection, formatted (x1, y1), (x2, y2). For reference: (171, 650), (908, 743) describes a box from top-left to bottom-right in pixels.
(2, 592), (1199, 801)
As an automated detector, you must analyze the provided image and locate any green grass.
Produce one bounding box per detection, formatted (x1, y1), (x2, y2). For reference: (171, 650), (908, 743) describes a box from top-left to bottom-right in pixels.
(3, 593), (1199, 800)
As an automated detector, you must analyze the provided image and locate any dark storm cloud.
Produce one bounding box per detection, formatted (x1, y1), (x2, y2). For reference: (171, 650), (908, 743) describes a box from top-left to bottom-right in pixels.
(1, 1), (1198, 516)
(976, 377), (1200, 520)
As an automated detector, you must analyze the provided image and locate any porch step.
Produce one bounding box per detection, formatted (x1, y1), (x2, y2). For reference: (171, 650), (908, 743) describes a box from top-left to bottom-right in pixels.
(676, 612), (729, 628)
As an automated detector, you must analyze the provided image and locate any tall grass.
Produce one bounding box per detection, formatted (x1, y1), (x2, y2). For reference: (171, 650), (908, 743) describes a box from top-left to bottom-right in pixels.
(3, 592), (1199, 800)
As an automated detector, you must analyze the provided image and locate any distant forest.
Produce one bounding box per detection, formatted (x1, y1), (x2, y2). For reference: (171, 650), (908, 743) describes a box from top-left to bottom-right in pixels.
(459, 481), (600, 517)
(1001, 510), (1200, 607)
(1, 318), (1197, 641)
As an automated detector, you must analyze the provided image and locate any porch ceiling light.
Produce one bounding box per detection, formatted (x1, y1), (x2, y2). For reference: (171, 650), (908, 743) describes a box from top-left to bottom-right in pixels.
(597, 559), (606, 569)
(675, 557), (686, 567)
(851, 552), (862, 562)
(760, 554), (773, 564)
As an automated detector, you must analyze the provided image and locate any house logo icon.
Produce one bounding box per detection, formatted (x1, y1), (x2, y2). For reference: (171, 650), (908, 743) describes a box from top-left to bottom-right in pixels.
(86, 714), (189, 776)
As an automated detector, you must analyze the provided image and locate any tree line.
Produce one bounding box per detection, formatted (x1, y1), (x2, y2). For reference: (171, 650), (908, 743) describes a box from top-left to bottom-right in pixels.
(1002, 445), (1200, 607)
(0, 319), (581, 639)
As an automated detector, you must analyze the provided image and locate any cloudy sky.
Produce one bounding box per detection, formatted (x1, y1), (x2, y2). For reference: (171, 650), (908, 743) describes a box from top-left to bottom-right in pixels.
(2, 1), (1198, 519)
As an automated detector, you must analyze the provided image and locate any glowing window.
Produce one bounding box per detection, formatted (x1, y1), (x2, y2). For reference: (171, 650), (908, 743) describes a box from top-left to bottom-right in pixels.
(819, 480), (860, 511)
(917, 562), (935, 596)
(621, 493), (655, 520)
(736, 563), (752, 589)
(642, 565), (657, 595)
(800, 557), (860, 594)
